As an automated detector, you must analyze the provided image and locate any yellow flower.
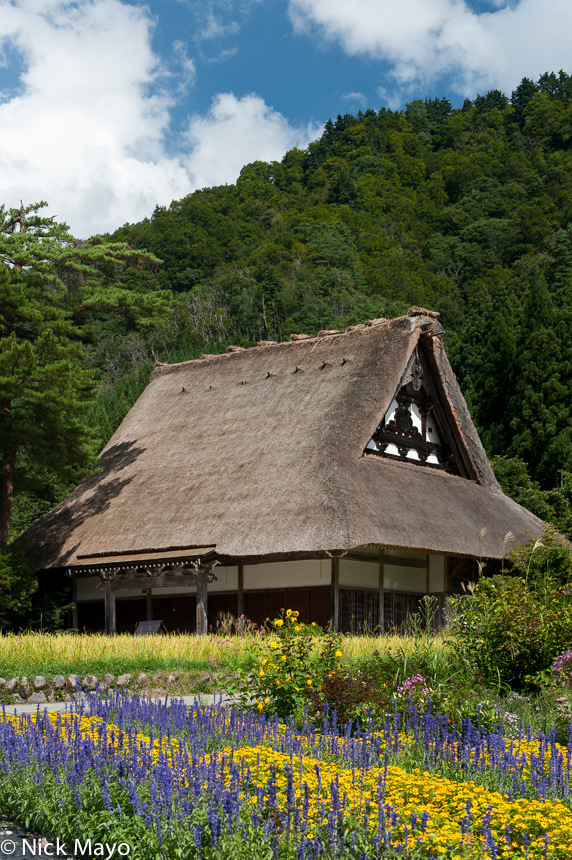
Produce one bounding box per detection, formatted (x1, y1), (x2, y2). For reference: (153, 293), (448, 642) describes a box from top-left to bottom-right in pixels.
(274, 619), (283, 627)
(293, 611), (299, 616)
(335, 650), (342, 657)
(276, 680), (281, 686)
(261, 658), (268, 665)
(259, 670), (265, 677)
(281, 656), (286, 661)
(306, 679), (312, 686)
(270, 641), (277, 649)
(264, 698), (270, 704)
(286, 609), (292, 617)
(257, 702), (263, 710)
(311, 622), (316, 626)
(294, 626), (300, 632)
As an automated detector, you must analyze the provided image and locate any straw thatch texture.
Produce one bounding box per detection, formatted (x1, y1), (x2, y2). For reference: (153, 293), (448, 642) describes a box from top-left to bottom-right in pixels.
(20, 313), (542, 569)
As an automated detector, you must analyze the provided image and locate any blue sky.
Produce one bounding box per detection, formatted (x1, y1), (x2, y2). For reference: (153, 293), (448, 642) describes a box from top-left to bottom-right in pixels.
(0, 0), (570, 236)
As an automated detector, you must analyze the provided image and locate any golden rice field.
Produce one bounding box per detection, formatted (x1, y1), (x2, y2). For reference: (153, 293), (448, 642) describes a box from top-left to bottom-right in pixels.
(0, 629), (447, 679)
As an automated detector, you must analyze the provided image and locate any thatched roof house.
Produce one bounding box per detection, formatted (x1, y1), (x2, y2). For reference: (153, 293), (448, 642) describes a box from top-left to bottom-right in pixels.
(21, 309), (542, 634)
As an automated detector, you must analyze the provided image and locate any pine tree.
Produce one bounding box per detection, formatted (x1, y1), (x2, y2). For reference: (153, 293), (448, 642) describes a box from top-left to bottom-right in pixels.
(0, 201), (167, 544)
(472, 283), (519, 455)
(506, 275), (569, 485)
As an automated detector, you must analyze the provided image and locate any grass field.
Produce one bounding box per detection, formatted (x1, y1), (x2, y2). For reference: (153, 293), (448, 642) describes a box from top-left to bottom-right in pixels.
(0, 630), (448, 682)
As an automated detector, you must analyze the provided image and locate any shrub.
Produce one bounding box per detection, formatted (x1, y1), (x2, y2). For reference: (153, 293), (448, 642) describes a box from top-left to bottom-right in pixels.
(228, 608), (341, 719)
(508, 523), (572, 586)
(449, 574), (572, 690)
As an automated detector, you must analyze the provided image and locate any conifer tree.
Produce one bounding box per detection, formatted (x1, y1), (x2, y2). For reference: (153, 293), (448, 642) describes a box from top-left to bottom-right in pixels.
(472, 283), (519, 455)
(0, 201), (167, 544)
(506, 275), (569, 485)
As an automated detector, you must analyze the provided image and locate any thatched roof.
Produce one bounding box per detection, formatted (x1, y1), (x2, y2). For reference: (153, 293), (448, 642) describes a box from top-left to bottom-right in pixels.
(20, 311), (542, 569)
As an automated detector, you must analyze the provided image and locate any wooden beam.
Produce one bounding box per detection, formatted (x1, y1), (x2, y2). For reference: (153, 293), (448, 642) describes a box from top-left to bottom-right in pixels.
(378, 548), (385, 633)
(417, 344), (472, 480)
(237, 563), (244, 618)
(146, 589), (153, 622)
(105, 573), (210, 592)
(375, 554), (428, 570)
(196, 577), (208, 636)
(330, 557), (339, 631)
(104, 581), (116, 636)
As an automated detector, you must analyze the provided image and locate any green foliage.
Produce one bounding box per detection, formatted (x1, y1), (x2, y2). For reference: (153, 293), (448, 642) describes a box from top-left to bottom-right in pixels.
(0, 545), (36, 628)
(10, 71), (572, 541)
(228, 608), (342, 719)
(448, 572), (572, 691)
(492, 456), (572, 538)
(99, 71), (572, 494)
(508, 522), (572, 586)
(0, 201), (170, 544)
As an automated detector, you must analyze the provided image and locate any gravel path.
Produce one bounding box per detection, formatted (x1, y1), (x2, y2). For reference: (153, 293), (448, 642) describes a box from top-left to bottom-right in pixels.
(0, 817), (76, 860)
(3, 692), (235, 718)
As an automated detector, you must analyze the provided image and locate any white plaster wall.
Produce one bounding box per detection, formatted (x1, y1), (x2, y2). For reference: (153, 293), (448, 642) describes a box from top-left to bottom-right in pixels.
(429, 555), (445, 592)
(383, 565), (426, 593)
(243, 559), (329, 590)
(76, 578), (102, 601)
(339, 559), (379, 589)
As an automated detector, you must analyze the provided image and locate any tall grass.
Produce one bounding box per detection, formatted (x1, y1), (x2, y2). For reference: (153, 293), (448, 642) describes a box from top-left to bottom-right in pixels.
(0, 630), (450, 680)
(0, 632), (255, 678)
(339, 632), (449, 661)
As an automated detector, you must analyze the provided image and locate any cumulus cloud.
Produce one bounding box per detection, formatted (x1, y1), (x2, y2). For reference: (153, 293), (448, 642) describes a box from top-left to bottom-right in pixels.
(288, 0), (572, 98)
(184, 93), (321, 190)
(0, 0), (316, 237)
(342, 91), (367, 107)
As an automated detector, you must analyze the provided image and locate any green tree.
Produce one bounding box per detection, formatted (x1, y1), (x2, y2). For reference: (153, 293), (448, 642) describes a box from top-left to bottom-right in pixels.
(0, 201), (166, 544)
(0, 544), (36, 628)
(492, 456), (572, 538)
(506, 275), (569, 484)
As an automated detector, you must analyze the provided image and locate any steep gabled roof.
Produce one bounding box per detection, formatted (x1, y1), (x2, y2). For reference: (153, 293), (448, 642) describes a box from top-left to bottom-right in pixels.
(20, 311), (542, 568)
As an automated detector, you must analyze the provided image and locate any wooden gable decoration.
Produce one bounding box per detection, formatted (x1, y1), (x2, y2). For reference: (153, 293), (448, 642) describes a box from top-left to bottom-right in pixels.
(364, 343), (469, 477)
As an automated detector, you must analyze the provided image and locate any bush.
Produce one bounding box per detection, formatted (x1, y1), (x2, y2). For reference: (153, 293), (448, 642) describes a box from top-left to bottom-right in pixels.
(449, 574), (572, 691)
(508, 523), (572, 586)
(228, 608), (342, 719)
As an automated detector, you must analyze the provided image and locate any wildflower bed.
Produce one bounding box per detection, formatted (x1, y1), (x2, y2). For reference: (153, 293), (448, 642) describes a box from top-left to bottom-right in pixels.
(1, 695), (572, 859)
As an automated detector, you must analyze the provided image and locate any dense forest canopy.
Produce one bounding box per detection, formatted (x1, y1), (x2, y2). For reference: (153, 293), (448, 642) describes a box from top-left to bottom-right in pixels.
(4, 70), (572, 543)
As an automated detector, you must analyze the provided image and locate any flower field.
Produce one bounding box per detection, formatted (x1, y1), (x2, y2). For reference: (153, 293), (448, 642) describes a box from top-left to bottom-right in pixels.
(1, 693), (572, 859)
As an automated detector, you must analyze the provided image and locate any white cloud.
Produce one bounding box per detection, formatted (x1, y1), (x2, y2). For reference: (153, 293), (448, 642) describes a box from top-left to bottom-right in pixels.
(0, 0), (316, 237)
(196, 13), (240, 41)
(184, 93), (321, 190)
(342, 91), (367, 107)
(288, 0), (572, 99)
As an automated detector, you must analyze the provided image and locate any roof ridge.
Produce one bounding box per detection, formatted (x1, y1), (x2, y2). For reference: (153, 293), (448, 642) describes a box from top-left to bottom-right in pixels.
(151, 315), (407, 377)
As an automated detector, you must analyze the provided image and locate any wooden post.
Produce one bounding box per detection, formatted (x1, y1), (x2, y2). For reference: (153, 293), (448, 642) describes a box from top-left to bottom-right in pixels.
(378, 548), (385, 634)
(442, 556), (449, 631)
(146, 588), (153, 622)
(330, 557), (339, 631)
(237, 563), (244, 618)
(71, 576), (78, 630)
(104, 581), (116, 636)
(196, 576), (208, 636)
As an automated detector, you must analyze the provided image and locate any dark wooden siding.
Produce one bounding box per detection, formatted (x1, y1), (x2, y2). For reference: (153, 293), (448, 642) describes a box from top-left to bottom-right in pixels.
(76, 586), (331, 634)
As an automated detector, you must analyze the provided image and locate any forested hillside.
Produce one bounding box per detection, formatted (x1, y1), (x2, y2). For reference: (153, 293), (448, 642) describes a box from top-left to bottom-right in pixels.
(6, 71), (572, 540)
